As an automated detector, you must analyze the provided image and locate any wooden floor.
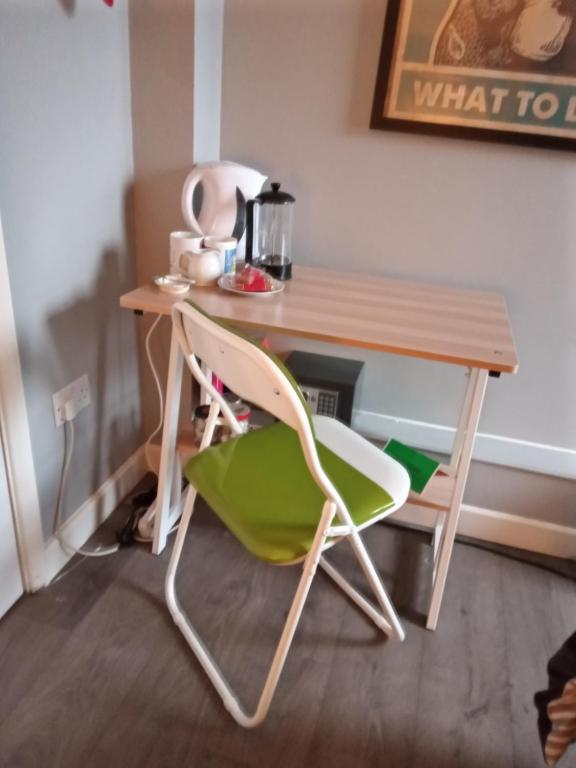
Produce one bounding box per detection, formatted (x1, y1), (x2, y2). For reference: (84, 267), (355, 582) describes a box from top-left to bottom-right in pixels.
(1, 499), (575, 768)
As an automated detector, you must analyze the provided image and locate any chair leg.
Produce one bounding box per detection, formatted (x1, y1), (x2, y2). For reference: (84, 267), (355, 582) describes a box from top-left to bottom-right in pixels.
(319, 556), (395, 636)
(323, 531), (405, 642)
(165, 483), (198, 612)
(165, 497), (335, 728)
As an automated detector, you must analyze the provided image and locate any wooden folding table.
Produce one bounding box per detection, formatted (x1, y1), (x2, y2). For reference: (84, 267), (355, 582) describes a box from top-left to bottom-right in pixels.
(120, 265), (518, 630)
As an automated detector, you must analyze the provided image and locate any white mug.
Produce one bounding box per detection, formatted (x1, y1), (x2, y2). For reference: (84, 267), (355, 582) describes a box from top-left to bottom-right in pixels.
(181, 248), (223, 286)
(170, 230), (204, 273)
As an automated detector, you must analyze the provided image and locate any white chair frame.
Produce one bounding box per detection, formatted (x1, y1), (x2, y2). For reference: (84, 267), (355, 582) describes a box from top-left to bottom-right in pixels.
(165, 301), (410, 728)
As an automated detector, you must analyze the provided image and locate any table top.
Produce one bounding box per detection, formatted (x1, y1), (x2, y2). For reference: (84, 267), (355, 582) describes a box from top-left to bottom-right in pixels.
(120, 266), (518, 373)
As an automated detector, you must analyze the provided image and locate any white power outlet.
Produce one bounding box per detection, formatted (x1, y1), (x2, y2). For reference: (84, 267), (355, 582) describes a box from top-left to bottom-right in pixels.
(52, 374), (91, 426)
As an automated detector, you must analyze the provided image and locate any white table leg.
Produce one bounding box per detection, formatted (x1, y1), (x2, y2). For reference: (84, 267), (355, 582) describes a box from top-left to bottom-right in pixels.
(431, 510), (445, 582)
(426, 367), (488, 630)
(151, 327), (185, 555)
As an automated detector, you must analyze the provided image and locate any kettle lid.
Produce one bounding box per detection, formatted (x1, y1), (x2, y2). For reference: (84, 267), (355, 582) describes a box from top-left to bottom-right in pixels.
(257, 182), (295, 204)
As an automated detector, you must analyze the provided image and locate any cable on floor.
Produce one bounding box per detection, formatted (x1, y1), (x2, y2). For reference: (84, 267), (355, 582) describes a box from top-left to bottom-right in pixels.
(53, 417), (119, 559)
(126, 313), (180, 544)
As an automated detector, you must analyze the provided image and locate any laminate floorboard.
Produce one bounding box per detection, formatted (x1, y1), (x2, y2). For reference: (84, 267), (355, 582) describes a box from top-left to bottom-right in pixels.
(1, 501), (574, 768)
(500, 555), (576, 767)
(408, 544), (516, 768)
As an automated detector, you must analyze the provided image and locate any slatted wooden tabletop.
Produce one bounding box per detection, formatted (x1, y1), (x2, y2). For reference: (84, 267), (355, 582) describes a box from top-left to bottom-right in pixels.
(120, 266), (518, 373)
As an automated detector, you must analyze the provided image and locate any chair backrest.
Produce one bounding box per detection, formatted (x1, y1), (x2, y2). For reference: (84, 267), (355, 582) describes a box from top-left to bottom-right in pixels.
(171, 300), (348, 516)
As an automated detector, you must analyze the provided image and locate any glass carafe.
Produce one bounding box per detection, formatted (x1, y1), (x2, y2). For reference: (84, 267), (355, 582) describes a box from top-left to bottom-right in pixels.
(246, 182), (295, 280)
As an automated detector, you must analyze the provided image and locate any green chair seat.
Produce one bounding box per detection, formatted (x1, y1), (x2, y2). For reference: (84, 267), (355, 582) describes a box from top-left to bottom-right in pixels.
(185, 421), (394, 564)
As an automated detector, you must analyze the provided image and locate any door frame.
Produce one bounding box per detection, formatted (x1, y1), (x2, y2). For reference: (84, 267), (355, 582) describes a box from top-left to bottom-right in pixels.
(0, 211), (45, 590)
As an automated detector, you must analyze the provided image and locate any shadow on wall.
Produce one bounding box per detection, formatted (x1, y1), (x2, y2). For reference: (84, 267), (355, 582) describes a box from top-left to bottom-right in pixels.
(46, 247), (141, 522)
(130, 167), (194, 281)
(129, 168), (201, 446)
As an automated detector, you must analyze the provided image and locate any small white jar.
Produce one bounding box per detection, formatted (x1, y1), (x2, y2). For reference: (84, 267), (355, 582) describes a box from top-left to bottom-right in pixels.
(181, 248), (223, 286)
(203, 236), (238, 274)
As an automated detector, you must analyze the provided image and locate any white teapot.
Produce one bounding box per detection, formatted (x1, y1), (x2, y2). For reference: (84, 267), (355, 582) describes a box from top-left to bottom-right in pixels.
(181, 248), (222, 286)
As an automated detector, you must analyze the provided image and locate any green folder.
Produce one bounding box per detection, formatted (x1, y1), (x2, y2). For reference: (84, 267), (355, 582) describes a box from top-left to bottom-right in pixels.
(383, 439), (439, 494)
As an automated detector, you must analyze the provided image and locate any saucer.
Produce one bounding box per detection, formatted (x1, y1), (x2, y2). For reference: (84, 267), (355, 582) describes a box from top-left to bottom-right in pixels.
(218, 272), (284, 298)
(153, 275), (191, 295)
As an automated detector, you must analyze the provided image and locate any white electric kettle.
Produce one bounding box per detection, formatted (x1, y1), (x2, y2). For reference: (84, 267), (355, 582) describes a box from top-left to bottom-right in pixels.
(181, 162), (267, 257)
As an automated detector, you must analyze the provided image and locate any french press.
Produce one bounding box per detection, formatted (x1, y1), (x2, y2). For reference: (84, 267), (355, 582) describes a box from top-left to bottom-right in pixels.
(245, 182), (295, 280)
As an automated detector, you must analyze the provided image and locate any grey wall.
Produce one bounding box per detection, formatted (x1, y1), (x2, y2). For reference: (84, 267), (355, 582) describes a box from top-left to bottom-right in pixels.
(221, 0), (576, 525)
(0, 1), (141, 539)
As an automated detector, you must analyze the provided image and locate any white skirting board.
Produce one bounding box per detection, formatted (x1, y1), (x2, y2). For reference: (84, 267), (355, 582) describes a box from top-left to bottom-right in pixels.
(42, 447), (148, 586)
(353, 409), (576, 481)
(389, 503), (576, 561)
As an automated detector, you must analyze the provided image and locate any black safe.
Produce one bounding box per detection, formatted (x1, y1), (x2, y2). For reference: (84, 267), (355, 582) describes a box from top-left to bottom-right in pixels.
(285, 351), (364, 425)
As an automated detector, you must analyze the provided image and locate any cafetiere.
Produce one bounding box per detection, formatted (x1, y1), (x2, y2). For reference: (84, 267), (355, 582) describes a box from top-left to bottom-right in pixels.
(245, 182), (295, 280)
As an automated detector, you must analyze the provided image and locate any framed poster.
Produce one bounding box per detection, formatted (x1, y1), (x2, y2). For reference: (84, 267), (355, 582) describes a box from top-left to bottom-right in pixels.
(371, 0), (576, 150)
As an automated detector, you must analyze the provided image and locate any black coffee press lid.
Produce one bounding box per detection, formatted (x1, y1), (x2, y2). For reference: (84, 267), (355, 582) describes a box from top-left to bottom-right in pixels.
(256, 182), (295, 205)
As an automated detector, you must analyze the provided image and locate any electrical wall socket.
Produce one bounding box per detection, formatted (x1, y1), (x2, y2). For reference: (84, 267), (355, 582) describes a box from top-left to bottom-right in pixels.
(52, 374), (91, 426)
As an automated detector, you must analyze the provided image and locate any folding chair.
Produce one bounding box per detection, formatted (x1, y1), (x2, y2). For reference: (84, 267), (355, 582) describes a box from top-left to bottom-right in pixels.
(165, 300), (411, 728)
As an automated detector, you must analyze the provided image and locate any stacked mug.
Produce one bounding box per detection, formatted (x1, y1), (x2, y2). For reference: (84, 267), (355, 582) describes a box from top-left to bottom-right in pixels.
(170, 231), (238, 286)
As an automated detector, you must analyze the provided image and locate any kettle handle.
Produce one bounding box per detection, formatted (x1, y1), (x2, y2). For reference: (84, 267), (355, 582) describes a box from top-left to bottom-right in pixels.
(181, 168), (204, 234)
(245, 199), (262, 264)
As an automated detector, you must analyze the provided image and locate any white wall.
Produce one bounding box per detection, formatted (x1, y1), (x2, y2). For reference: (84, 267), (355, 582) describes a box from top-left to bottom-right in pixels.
(221, 0), (576, 525)
(0, 1), (141, 538)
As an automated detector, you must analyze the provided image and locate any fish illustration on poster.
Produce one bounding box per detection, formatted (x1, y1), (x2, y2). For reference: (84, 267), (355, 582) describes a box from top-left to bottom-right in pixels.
(371, 0), (576, 149)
